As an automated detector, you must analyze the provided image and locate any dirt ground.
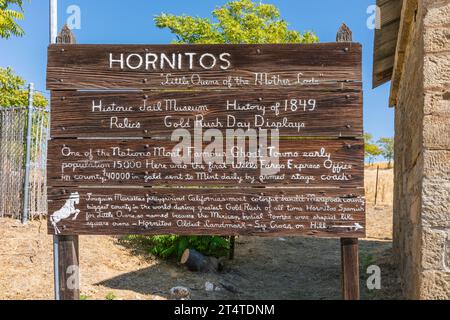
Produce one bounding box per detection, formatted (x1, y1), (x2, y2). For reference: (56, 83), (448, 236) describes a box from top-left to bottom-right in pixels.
(0, 206), (400, 300)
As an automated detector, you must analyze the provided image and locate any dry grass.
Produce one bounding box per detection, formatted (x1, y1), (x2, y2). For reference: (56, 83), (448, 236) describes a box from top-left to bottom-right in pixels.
(365, 167), (393, 206)
(365, 162), (393, 170)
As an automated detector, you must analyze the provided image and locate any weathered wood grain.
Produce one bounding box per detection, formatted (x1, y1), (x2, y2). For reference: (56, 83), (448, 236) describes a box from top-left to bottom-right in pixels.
(47, 187), (366, 237)
(57, 236), (79, 300)
(341, 238), (360, 299)
(47, 138), (364, 188)
(53, 21), (80, 302)
(50, 90), (363, 138)
(46, 41), (365, 239)
(47, 43), (362, 90)
(372, 0), (403, 88)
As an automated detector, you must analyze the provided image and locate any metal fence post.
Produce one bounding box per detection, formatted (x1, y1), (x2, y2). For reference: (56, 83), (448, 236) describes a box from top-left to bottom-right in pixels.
(21, 83), (34, 224)
(53, 236), (60, 300)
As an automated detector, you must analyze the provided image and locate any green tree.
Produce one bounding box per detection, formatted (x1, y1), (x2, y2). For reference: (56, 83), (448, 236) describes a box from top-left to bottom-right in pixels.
(364, 133), (382, 165)
(364, 133), (373, 157)
(0, 0), (25, 39)
(365, 144), (382, 165)
(1, 67), (48, 163)
(377, 137), (394, 168)
(0, 67), (47, 108)
(154, 0), (318, 44)
(147, 0), (318, 259)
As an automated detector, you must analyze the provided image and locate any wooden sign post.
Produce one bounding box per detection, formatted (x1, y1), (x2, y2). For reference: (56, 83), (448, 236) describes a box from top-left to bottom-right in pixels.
(52, 25), (80, 300)
(47, 24), (364, 300)
(337, 23), (360, 301)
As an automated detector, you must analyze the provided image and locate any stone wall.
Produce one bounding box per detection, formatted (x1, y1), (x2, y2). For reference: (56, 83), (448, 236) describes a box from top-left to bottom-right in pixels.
(420, 0), (450, 299)
(394, 0), (450, 299)
(393, 0), (424, 299)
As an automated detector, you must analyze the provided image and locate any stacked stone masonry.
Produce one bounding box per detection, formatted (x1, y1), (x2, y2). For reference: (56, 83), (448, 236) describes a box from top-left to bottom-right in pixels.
(394, 0), (450, 299)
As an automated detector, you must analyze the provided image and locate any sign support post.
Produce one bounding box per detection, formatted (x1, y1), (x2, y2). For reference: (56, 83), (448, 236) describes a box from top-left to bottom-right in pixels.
(229, 236), (236, 260)
(53, 23), (80, 300)
(337, 23), (361, 300)
(58, 235), (80, 300)
(340, 238), (360, 299)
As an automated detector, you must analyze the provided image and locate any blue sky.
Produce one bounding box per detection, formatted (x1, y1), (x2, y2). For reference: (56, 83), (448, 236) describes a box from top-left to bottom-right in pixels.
(0, 0), (394, 140)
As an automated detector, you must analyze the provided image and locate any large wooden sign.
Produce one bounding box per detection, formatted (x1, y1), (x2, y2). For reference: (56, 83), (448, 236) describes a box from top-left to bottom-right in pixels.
(47, 43), (361, 90)
(46, 43), (365, 238)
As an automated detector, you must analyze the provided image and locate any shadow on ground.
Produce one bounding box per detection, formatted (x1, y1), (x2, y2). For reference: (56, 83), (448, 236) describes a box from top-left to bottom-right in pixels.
(98, 236), (401, 300)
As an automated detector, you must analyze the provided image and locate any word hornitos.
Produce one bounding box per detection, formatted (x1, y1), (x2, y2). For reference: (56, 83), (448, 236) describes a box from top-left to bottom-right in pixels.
(109, 52), (232, 71)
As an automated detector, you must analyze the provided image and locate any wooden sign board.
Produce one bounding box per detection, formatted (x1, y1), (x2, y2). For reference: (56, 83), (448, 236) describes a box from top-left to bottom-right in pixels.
(46, 43), (365, 238)
(47, 139), (363, 187)
(48, 188), (365, 237)
(47, 43), (362, 90)
(50, 90), (362, 138)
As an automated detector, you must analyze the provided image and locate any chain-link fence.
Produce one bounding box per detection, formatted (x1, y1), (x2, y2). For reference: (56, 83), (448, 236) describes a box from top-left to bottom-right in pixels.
(28, 106), (49, 219)
(0, 107), (26, 218)
(0, 106), (49, 220)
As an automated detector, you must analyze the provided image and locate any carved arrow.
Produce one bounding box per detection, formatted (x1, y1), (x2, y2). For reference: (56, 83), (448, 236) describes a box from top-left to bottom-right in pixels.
(329, 223), (364, 231)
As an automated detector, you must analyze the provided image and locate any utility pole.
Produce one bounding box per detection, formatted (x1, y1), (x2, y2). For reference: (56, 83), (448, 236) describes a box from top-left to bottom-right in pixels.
(50, 0), (58, 44)
(49, 0), (60, 301)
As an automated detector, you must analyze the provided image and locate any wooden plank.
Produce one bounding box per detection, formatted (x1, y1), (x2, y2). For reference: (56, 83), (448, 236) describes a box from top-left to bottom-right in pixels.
(47, 43), (362, 90)
(389, 0), (417, 107)
(377, 0), (402, 26)
(372, 0), (403, 88)
(47, 138), (364, 188)
(47, 187), (366, 237)
(373, 20), (400, 87)
(57, 235), (80, 300)
(50, 90), (362, 138)
(341, 238), (360, 300)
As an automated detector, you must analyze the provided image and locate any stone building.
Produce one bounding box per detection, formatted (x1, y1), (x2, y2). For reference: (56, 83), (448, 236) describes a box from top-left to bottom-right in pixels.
(373, 0), (450, 299)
